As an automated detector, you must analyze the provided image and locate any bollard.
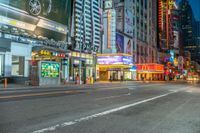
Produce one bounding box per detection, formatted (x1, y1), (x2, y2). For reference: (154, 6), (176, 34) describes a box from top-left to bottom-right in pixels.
(4, 78), (7, 88)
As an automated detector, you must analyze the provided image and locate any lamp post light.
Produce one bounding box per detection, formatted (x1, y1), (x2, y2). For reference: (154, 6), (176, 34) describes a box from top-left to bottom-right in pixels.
(78, 13), (84, 85)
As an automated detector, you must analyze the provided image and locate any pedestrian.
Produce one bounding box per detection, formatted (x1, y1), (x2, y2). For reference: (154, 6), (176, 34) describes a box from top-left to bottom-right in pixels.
(121, 75), (123, 82)
(110, 75), (112, 82)
(75, 74), (79, 84)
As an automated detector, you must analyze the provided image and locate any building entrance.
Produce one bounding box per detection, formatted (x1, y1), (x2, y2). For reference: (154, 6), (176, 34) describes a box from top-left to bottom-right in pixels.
(110, 71), (121, 81)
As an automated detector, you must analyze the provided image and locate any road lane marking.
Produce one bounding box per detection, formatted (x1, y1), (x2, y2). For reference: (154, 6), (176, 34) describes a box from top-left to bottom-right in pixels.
(0, 84), (161, 100)
(0, 90), (80, 99)
(98, 84), (165, 91)
(95, 93), (130, 101)
(32, 90), (181, 133)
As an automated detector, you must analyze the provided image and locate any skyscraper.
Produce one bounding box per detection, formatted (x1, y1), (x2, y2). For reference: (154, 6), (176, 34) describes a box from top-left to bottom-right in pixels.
(194, 21), (200, 64)
(179, 0), (197, 61)
(72, 0), (101, 52)
(70, 0), (102, 82)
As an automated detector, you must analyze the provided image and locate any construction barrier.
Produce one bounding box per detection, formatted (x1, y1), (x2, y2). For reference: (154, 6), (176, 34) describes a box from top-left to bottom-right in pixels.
(90, 77), (94, 84)
(4, 78), (7, 88)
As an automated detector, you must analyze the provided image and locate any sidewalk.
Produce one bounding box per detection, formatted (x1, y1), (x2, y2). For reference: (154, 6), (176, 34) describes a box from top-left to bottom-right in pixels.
(0, 81), (123, 91)
(0, 80), (190, 91)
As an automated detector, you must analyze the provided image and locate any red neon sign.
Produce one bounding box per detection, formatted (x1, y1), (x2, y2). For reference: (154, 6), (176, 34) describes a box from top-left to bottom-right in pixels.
(136, 64), (164, 71)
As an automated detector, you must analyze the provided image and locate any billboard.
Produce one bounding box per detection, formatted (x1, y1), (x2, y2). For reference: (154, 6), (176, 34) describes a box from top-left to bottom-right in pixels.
(124, 36), (133, 55)
(115, 6), (124, 32)
(97, 55), (133, 65)
(124, 0), (133, 36)
(116, 33), (124, 53)
(0, 0), (72, 42)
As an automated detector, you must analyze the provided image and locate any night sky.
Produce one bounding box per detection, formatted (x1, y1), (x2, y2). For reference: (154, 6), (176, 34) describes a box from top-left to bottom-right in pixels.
(176, 0), (200, 21)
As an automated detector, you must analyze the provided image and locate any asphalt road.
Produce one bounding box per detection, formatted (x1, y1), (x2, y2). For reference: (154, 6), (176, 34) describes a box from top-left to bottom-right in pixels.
(0, 82), (200, 133)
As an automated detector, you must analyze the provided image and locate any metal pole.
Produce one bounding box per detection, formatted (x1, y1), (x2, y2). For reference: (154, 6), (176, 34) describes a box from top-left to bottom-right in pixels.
(79, 13), (83, 85)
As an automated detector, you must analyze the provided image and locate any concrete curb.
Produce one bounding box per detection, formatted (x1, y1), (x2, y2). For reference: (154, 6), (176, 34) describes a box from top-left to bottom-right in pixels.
(0, 80), (190, 91)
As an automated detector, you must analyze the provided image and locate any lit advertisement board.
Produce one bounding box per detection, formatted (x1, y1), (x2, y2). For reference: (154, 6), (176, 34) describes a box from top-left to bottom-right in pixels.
(116, 33), (124, 53)
(41, 62), (60, 78)
(97, 55), (133, 65)
(124, 0), (133, 36)
(0, 0), (72, 41)
(124, 36), (132, 55)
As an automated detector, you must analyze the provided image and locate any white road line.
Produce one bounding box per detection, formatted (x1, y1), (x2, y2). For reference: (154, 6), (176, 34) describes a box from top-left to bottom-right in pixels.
(95, 93), (130, 101)
(99, 84), (165, 91)
(32, 90), (179, 133)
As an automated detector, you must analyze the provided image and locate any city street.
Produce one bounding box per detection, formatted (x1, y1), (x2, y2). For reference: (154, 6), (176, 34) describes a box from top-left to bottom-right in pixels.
(0, 82), (200, 133)
(0, 0), (200, 133)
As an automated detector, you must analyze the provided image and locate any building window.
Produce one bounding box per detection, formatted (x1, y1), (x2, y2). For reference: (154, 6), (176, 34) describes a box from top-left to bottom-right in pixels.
(12, 56), (24, 76)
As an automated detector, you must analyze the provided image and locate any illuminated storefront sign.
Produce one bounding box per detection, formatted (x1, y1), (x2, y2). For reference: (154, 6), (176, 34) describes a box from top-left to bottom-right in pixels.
(71, 52), (93, 59)
(136, 64), (164, 72)
(39, 50), (65, 57)
(0, 15), (36, 31)
(107, 10), (111, 48)
(97, 55), (133, 65)
(168, 0), (174, 10)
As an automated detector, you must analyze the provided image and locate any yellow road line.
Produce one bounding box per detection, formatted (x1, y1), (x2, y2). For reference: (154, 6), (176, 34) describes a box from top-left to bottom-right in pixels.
(0, 90), (78, 99)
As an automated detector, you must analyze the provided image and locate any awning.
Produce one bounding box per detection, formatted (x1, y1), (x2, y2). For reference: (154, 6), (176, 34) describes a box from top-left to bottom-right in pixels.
(98, 64), (132, 69)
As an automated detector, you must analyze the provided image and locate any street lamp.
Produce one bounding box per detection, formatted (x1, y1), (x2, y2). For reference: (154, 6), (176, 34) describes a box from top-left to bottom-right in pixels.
(78, 13), (84, 85)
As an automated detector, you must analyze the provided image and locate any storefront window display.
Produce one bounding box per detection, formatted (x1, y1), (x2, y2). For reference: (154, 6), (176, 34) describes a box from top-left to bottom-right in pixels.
(41, 62), (60, 78)
(136, 64), (164, 81)
(124, 71), (132, 80)
(69, 52), (94, 83)
(11, 55), (24, 76)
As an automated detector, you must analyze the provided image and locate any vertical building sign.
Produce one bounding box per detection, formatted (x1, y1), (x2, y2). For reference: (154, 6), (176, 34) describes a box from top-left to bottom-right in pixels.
(168, 0), (174, 10)
(107, 9), (116, 49)
(107, 10), (111, 48)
